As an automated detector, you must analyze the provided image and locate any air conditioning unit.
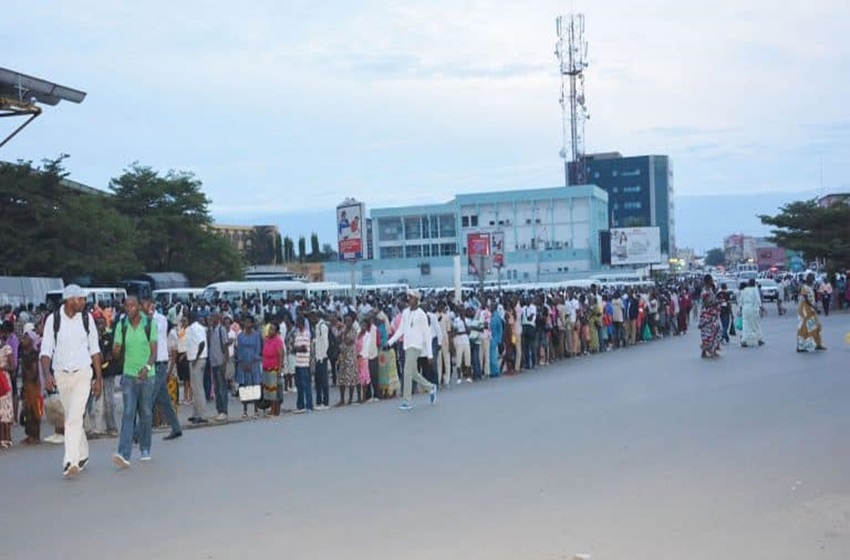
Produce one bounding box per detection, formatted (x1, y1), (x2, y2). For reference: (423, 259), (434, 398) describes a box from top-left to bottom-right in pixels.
(535, 219), (541, 224)
(498, 220), (504, 225)
(489, 221), (495, 226)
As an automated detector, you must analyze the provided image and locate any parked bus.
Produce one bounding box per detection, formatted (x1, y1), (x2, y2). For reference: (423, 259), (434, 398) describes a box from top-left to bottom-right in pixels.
(152, 288), (204, 307)
(45, 287), (128, 311)
(201, 280), (307, 307)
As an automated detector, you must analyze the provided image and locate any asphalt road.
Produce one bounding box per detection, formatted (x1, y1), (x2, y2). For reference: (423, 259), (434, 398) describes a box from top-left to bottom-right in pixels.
(3, 311), (850, 560)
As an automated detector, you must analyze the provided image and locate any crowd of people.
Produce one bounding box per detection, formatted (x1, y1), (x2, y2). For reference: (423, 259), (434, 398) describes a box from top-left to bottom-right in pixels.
(0, 270), (837, 477)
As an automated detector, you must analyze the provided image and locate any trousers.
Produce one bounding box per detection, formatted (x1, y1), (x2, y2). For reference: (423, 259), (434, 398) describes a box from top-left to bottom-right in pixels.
(55, 367), (93, 468)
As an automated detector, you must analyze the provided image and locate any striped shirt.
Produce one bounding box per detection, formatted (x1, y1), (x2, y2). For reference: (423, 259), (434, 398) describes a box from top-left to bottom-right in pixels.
(294, 329), (311, 368)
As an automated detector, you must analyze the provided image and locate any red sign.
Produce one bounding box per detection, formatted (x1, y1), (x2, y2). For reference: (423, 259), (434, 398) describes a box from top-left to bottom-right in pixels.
(467, 233), (490, 276)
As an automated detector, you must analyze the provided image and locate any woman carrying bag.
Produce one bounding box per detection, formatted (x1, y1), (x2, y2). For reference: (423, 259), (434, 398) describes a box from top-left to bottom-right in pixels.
(235, 315), (263, 419)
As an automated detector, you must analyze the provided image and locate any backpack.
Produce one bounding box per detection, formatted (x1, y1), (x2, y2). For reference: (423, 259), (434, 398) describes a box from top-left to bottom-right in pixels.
(119, 315), (152, 347)
(52, 308), (91, 342)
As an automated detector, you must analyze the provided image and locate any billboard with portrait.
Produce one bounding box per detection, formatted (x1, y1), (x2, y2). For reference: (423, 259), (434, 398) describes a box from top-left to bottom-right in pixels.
(610, 227), (662, 265)
(337, 200), (365, 261)
(490, 231), (505, 268)
(467, 232), (490, 276)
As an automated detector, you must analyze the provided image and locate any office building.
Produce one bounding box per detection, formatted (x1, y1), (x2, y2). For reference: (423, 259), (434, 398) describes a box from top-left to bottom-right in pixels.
(324, 185), (609, 288)
(584, 153), (675, 256)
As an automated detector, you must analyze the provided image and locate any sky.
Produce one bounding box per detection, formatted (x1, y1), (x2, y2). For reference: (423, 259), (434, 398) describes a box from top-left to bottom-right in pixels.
(2, 0), (848, 253)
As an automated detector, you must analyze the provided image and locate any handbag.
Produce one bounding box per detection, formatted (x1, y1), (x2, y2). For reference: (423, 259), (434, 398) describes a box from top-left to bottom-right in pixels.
(734, 316), (743, 331)
(0, 371), (10, 397)
(238, 384), (261, 402)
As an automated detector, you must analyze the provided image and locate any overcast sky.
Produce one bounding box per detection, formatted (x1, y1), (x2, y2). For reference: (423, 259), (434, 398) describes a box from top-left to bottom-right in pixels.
(3, 0), (848, 250)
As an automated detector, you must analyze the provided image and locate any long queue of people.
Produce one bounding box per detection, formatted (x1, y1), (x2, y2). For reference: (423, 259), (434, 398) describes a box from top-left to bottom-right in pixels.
(0, 279), (705, 460)
(3, 272), (833, 477)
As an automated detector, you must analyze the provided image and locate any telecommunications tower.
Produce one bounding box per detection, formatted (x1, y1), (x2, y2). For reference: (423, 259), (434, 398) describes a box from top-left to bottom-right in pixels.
(555, 14), (589, 186)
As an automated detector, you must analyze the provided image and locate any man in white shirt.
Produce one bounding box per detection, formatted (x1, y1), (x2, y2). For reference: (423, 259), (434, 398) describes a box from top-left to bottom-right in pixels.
(143, 298), (182, 440)
(386, 290), (437, 411)
(313, 312), (330, 410)
(39, 285), (103, 479)
(186, 313), (208, 424)
(436, 302), (453, 386)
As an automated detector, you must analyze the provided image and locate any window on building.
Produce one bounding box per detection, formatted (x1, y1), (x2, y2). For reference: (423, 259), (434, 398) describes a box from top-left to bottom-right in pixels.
(440, 243), (457, 256)
(623, 201), (642, 210)
(439, 214), (456, 238)
(422, 244), (431, 257)
(378, 217), (402, 241)
(430, 217), (439, 238)
(623, 185), (642, 194)
(471, 215), (478, 227)
(461, 216), (469, 228)
(421, 217), (430, 239)
(405, 245), (422, 258)
(404, 216), (422, 240)
(380, 246), (403, 259)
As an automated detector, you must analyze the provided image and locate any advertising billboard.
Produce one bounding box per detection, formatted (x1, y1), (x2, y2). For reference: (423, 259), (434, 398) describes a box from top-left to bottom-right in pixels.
(490, 231), (505, 268)
(467, 232), (490, 276)
(610, 227), (661, 265)
(337, 200), (365, 261)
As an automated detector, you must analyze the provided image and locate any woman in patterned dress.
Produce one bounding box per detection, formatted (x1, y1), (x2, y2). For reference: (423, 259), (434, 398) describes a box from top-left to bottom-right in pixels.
(335, 312), (359, 406)
(797, 272), (826, 353)
(0, 342), (14, 448)
(699, 274), (722, 358)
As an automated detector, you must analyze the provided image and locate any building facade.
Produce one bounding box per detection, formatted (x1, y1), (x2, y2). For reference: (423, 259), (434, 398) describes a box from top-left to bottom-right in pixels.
(584, 152), (675, 256)
(211, 224), (280, 264)
(324, 185), (609, 288)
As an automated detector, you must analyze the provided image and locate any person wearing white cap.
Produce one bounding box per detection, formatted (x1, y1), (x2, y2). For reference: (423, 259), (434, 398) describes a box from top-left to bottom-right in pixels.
(39, 284), (103, 479)
(385, 289), (437, 410)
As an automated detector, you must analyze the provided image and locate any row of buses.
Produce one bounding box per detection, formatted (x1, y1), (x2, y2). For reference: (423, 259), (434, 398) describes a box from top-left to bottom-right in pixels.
(46, 273), (654, 311)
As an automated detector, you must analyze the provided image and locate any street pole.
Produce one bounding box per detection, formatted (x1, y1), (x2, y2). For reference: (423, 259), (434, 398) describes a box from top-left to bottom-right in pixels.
(350, 261), (357, 301)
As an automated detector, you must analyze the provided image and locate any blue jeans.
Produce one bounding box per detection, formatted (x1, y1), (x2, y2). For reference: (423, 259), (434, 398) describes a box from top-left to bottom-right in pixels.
(471, 343), (482, 379)
(314, 358), (329, 406)
(118, 375), (154, 460)
(212, 364), (228, 415)
(295, 366), (313, 411)
(153, 363), (181, 434)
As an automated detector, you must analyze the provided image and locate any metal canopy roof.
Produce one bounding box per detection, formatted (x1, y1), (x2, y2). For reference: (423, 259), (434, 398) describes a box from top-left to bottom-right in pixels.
(0, 67), (86, 105)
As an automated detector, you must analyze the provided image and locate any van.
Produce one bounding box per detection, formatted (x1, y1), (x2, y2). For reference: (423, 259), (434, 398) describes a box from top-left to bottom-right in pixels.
(153, 288), (203, 307)
(201, 280), (307, 307)
(45, 287), (128, 311)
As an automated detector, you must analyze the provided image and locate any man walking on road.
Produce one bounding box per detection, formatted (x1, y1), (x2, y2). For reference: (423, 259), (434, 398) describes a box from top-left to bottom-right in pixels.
(39, 285), (103, 479)
(186, 313), (208, 424)
(113, 296), (158, 468)
(386, 290), (437, 411)
(207, 312), (231, 422)
(142, 297), (182, 440)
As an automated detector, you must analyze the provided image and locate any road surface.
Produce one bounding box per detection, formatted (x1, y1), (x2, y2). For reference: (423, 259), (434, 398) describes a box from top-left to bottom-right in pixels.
(3, 312), (849, 559)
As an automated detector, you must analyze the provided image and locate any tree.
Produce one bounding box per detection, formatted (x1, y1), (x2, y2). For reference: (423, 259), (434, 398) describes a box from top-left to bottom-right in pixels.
(297, 236), (307, 263)
(275, 232), (284, 265)
(309, 232), (321, 261)
(283, 236), (295, 263)
(704, 247), (725, 267)
(246, 226), (276, 265)
(0, 157), (140, 282)
(321, 243), (338, 262)
(108, 163), (243, 284)
(759, 199), (850, 270)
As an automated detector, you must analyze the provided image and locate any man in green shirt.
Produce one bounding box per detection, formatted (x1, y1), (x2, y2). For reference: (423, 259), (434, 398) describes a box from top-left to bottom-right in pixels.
(112, 296), (158, 468)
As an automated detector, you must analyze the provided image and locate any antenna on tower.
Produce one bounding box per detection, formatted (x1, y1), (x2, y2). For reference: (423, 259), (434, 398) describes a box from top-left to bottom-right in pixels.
(555, 13), (589, 186)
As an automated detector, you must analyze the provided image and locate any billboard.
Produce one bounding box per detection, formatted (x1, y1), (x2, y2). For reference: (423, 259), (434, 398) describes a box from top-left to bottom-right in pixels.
(610, 227), (661, 265)
(337, 200), (365, 261)
(490, 231), (505, 268)
(467, 232), (490, 276)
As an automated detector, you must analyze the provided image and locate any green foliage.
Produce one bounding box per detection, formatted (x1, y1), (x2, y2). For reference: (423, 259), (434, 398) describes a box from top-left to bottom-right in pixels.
(309, 232), (320, 261)
(758, 199), (850, 269)
(704, 247), (725, 267)
(283, 236), (295, 263)
(0, 158), (243, 285)
(297, 236), (306, 263)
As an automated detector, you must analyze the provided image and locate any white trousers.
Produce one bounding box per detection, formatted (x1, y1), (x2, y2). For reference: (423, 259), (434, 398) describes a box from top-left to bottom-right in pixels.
(55, 367), (93, 467)
(437, 345), (451, 385)
(480, 338), (490, 376)
(454, 339), (471, 373)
